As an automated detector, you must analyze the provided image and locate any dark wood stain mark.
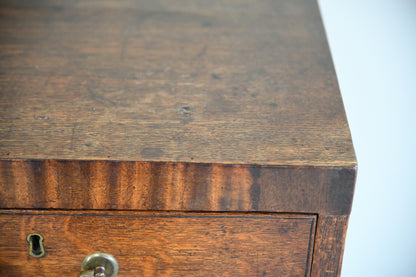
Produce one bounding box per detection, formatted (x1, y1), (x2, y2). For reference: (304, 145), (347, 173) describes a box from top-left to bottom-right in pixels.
(150, 163), (163, 210)
(87, 88), (116, 106)
(196, 44), (207, 58)
(248, 167), (261, 210)
(140, 148), (165, 159)
(108, 161), (119, 209)
(211, 73), (221, 79)
(179, 105), (191, 117)
(31, 160), (46, 208)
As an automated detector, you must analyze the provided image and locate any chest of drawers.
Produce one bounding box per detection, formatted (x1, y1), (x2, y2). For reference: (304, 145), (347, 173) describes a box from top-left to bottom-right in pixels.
(0, 0), (356, 276)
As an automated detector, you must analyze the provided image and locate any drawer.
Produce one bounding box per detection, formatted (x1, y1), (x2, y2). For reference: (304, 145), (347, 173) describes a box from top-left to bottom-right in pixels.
(0, 210), (316, 277)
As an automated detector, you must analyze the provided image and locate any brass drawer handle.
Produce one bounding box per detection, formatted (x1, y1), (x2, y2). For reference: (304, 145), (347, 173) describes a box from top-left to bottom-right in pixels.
(78, 253), (119, 277)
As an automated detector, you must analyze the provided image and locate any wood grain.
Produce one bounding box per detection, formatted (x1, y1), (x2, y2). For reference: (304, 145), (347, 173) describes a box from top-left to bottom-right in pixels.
(0, 0), (356, 167)
(311, 215), (349, 277)
(0, 1), (357, 276)
(0, 210), (316, 277)
(0, 159), (356, 215)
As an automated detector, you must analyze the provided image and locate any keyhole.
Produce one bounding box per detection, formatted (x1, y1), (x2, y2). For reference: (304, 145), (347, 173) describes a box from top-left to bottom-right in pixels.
(27, 233), (45, 258)
(30, 235), (41, 255)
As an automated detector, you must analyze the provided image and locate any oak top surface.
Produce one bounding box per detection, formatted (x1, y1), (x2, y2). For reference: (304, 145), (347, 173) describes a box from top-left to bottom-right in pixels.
(0, 0), (356, 167)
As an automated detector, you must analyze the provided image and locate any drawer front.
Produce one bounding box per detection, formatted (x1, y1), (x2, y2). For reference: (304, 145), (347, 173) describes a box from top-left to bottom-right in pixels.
(0, 210), (316, 276)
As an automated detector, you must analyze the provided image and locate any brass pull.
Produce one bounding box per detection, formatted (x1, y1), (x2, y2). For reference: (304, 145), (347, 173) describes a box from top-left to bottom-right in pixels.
(26, 233), (45, 258)
(78, 253), (119, 277)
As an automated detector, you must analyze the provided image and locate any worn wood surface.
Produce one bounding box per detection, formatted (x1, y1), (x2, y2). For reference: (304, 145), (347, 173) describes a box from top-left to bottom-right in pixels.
(0, 0), (355, 167)
(0, 210), (316, 277)
(0, 1), (357, 276)
(0, 159), (356, 215)
(311, 215), (349, 277)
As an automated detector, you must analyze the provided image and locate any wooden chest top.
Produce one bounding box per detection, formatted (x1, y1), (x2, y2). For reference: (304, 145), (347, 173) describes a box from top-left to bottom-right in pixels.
(0, 0), (355, 167)
(0, 0), (356, 215)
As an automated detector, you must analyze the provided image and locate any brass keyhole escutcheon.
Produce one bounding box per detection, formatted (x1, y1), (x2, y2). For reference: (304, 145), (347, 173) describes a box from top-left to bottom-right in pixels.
(26, 233), (45, 258)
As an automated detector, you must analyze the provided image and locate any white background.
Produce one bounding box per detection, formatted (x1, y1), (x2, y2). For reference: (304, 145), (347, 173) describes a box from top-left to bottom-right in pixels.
(318, 1), (416, 276)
